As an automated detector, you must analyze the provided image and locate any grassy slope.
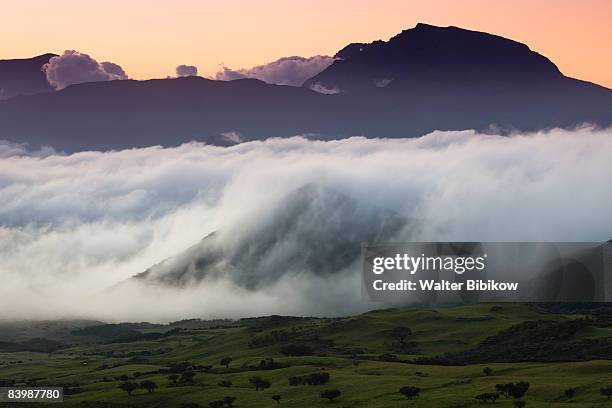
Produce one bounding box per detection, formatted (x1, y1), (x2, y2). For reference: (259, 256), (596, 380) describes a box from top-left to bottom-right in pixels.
(0, 304), (610, 408)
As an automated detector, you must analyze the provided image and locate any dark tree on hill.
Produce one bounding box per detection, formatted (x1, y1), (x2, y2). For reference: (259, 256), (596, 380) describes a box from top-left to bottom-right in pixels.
(223, 396), (236, 407)
(564, 388), (576, 399)
(218, 380), (232, 387)
(272, 394), (281, 404)
(601, 386), (612, 399)
(168, 374), (179, 384)
(321, 389), (341, 402)
(390, 326), (412, 344)
(399, 386), (420, 400)
(496, 382), (530, 399)
(139, 380), (157, 393)
(249, 376), (271, 391)
(513, 400), (526, 408)
(208, 401), (224, 408)
(118, 381), (138, 396)
(289, 376), (303, 386)
(220, 357), (233, 368)
(483, 367), (493, 376)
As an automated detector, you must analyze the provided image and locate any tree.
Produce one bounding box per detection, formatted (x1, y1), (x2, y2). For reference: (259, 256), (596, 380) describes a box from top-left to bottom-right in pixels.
(220, 357), (233, 369)
(249, 376), (271, 391)
(513, 400), (526, 408)
(218, 380), (232, 387)
(118, 381), (138, 396)
(223, 396), (236, 407)
(288, 376), (303, 386)
(601, 386), (612, 399)
(511, 382), (530, 399)
(564, 388), (576, 399)
(139, 380), (157, 393)
(321, 389), (341, 402)
(390, 326), (412, 344)
(399, 386), (420, 400)
(483, 367), (493, 376)
(208, 401), (224, 408)
(168, 374), (180, 384)
(272, 394), (281, 404)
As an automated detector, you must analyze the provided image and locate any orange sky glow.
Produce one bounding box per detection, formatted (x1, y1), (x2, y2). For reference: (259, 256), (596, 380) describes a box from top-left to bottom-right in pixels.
(1, 0), (611, 88)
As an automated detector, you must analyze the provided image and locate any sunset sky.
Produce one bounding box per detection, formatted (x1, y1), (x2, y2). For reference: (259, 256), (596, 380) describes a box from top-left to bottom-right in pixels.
(2, 0), (611, 88)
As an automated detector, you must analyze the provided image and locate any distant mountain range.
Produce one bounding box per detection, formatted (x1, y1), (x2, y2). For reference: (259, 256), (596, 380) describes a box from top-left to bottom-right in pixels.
(0, 53), (55, 100)
(0, 24), (611, 152)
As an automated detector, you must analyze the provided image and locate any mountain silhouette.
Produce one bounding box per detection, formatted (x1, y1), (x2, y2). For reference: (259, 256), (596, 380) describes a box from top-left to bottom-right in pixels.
(0, 24), (611, 152)
(0, 54), (55, 100)
(133, 184), (406, 288)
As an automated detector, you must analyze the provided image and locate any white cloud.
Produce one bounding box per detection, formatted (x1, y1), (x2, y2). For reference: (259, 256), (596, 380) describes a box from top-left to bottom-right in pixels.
(214, 55), (334, 86)
(0, 126), (611, 321)
(43, 50), (128, 90)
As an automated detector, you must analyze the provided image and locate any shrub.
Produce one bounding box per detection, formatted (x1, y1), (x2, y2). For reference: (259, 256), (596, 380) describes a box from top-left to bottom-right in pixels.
(139, 380), (157, 393)
(249, 376), (271, 391)
(288, 376), (303, 386)
(272, 394), (281, 404)
(378, 353), (399, 362)
(399, 386), (420, 400)
(118, 382), (138, 396)
(601, 386), (612, 399)
(513, 400), (526, 408)
(220, 357), (233, 368)
(564, 388), (576, 399)
(321, 389), (341, 402)
(483, 367), (493, 376)
(218, 380), (232, 387)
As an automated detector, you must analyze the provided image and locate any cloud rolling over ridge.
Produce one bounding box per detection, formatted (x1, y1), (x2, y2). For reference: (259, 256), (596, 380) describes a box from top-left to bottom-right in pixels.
(0, 127), (611, 321)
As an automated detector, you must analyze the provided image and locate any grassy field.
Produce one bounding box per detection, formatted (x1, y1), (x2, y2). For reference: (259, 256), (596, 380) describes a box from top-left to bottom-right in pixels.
(0, 304), (611, 407)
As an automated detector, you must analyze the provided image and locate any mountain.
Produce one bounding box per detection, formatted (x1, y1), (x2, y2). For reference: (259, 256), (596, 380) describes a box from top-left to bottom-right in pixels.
(0, 53), (55, 100)
(133, 184), (406, 288)
(0, 24), (611, 151)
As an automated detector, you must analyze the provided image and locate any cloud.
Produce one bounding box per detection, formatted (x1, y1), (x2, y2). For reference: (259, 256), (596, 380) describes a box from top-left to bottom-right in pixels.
(43, 50), (128, 90)
(176, 64), (198, 77)
(0, 127), (611, 321)
(214, 55), (334, 86)
(309, 82), (341, 94)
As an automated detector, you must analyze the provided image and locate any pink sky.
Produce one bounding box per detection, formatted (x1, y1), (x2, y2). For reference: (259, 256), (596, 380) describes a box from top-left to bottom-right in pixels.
(1, 0), (611, 87)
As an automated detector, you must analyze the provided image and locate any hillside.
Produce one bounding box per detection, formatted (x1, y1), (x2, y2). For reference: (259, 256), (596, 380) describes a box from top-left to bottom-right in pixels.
(0, 304), (611, 407)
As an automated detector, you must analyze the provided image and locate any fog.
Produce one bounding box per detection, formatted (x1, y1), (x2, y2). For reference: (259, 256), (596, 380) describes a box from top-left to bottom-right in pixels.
(1, 126), (611, 322)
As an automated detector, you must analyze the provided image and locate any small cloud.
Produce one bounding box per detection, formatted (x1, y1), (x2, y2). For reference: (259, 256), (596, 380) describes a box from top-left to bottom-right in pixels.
(214, 56), (334, 86)
(176, 65), (198, 77)
(42, 50), (128, 90)
(221, 131), (244, 144)
(374, 78), (393, 88)
(309, 82), (341, 94)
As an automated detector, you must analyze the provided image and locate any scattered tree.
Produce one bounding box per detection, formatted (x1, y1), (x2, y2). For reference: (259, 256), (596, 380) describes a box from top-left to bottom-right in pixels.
(272, 394), (281, 404)
(513, 400), (526, 408)
(168, 374), (180, 384)
(220, 357), (233, 369)
(321, 389), (341, 402)
(483, 367), (493, 376)
(601, 386), (612, 399)
(496, 382), (530, 399)
(118, 381), (138, 396)
(399, 386), (420, 400)
(180, 370), (196, 383)
(218, 380), (232, 387)
(390, 326), (412, 344)
(139, 380), (157, 393)
(249, 376), (271, 391)
(288, 376), (303, 386)
(208, 401), (224, 408)
(564, 388), (576, 399)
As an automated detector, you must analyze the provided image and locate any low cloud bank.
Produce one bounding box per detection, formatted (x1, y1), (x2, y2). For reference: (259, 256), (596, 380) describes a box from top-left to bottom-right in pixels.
(43, 50), (128, 90)
(214, 55), (334, 86)
(0, 127), (611, 321)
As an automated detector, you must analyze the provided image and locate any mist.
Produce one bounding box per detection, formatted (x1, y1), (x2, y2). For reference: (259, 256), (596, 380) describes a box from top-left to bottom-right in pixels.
(1, 126), (611, 322)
